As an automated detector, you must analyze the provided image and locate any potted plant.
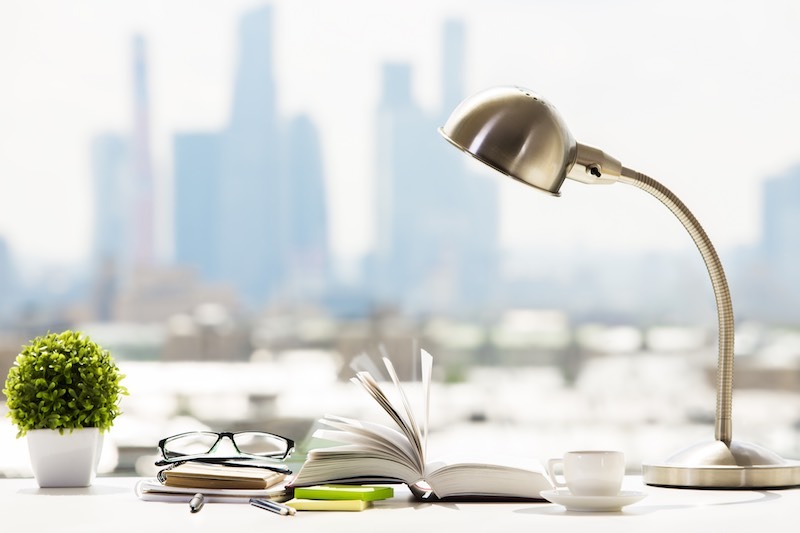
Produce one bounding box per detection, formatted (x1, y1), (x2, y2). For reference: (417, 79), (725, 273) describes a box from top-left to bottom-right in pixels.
(3, 330), (128, 487)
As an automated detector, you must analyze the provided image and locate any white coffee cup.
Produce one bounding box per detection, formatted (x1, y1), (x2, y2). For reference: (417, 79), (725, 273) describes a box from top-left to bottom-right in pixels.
(547, 450), (625, 496)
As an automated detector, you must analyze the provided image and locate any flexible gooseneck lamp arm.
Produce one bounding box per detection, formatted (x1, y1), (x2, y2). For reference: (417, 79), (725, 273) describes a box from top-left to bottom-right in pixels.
(618, 167), (734, 446)
(440, 86), (800, 489)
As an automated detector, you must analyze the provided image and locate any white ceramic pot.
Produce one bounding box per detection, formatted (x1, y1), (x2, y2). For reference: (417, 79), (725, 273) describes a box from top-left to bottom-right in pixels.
(26, 428), (104, 488)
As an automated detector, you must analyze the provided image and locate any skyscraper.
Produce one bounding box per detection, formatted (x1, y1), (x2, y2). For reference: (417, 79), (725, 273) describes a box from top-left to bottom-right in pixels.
(762, 164), (800, 266)
(372, 19), (499, 315)
(438, 19), (499, 311)
(171, 5), (331, 309)
(374, 62), (433, 306)
(91, 133), (132, 265)
(441, 19), (465, 115)
(759, 164), (800, 317)
(218, 5), (285, 306)
(89, 35), (157, 320)
(131, 35), (156, 267)
(283, 114), (331, 301)
(173, 132), (223, 281)
(90, 133), (130, 320)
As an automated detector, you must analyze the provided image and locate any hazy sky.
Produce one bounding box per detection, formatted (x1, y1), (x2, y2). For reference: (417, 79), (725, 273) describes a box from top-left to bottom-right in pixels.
(1, 0), (799, 269)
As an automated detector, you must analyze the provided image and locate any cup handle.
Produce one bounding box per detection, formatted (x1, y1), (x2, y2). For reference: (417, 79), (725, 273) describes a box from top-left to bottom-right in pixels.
(547, 458), (567, 489)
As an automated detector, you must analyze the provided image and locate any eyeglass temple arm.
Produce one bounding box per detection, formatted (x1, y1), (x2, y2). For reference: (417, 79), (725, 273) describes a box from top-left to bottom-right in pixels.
(155, 456), (293, 474)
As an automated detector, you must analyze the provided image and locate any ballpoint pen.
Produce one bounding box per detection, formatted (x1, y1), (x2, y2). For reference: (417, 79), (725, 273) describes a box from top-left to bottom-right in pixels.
(189, 493), (205, 513)
(249, 498), (296, 516)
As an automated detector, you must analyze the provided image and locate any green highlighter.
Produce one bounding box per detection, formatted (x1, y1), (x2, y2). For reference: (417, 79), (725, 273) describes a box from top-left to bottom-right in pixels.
(293, 485), (394, 501)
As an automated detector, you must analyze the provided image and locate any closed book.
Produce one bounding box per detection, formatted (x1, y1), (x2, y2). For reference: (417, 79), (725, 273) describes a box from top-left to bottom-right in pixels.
(161, 462), (286, 490)
(135, 478), (289, 503)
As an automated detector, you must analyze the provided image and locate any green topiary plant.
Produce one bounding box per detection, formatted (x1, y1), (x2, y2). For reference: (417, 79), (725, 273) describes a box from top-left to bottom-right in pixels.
(3, 330), (128, 438)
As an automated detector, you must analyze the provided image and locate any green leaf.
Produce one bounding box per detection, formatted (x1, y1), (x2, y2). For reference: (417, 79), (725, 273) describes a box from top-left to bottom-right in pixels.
(3, 330), (128, 437)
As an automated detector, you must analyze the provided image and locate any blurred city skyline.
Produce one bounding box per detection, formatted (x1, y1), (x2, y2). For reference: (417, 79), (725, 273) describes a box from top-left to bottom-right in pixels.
(2, 1), (800, 479)
(83, 5), (501, 316)
(1, 0), (800, 327)
(1, 0), (799, 271)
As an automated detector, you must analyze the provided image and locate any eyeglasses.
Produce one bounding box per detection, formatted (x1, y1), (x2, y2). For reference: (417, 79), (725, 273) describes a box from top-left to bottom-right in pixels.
(156, 431), (294, 473)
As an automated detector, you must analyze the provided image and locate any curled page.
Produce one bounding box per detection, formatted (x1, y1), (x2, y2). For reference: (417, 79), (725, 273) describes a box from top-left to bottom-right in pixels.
(420, 349), (432, 458)
(350, 372), (425, 473)
(380, 348), (424, 465)
(349, 351), (387, 381)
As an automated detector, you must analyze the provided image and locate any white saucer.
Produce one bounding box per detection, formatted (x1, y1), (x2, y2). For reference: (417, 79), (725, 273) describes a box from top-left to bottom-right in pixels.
(539, 490), (647, 512)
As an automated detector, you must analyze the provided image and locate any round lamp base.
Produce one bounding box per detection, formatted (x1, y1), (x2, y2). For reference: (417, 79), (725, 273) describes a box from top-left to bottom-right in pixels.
(643, 439), (800, 489)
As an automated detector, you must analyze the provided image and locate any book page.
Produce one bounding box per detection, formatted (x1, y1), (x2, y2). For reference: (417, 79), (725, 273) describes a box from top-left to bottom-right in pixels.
(350, 372), (425, 473)
(315, 415), (418, 466)
(424, 460), (551, 500)
(313, 429), (411, 465)
(349, 351), (387, 380)
(380, 348), (424, 464)
(420, 349), (432, 458)
(294, 447), (422, 486)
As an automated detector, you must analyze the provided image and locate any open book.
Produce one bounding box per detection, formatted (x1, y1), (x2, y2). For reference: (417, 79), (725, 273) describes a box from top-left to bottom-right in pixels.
(292, 350), (552, 501)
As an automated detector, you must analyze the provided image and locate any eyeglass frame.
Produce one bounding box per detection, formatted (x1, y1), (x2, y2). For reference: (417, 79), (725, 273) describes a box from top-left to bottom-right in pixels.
(156, 431), (295, 473)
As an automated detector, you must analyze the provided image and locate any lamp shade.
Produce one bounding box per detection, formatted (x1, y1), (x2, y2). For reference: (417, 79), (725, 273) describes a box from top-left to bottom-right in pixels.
(439, 86), (576, 196)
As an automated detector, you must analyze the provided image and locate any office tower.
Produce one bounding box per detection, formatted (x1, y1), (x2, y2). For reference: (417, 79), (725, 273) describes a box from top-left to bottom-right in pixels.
(438, 19), (499, 310)
(170, 5), (331, 310)
(284, 114), (331, 300)
(131, 35), (156, 267)
(91, 134), (131, 263)
(90, 133), (131, 320)
(173, 132), (223, 281)
(762, 164), (800, 267)
(441, 19), (466, 115)
(89, 35), (156, 320)
(374, 62), (439, 308)
(728, 164), (800, 323)
(759, 164), (800, 316)
(372, 20), (499, 314)
(218, 5), (285, 306)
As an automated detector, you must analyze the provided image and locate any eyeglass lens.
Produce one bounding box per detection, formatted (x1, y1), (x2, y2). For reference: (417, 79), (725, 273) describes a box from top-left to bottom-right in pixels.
(163, 431), (288, 457)
(233, 432), (289, 455)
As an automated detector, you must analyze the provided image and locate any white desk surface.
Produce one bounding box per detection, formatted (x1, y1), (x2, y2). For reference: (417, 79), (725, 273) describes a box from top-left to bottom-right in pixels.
(1, 475), (798, 532)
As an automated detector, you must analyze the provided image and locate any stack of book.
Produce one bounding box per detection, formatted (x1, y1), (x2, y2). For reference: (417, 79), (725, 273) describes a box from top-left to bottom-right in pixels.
(285, 485), (394, 511)
(136, 462), (289, 503)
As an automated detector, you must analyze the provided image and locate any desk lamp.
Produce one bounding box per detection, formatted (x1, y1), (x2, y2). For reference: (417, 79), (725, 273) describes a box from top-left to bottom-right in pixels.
(439, 86), (800, 489)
